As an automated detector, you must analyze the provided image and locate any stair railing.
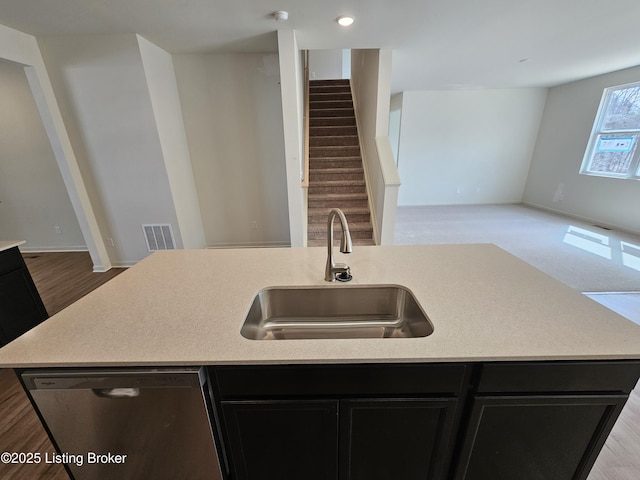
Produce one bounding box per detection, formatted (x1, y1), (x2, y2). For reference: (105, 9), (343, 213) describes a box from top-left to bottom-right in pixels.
(302, 50), (310, 188)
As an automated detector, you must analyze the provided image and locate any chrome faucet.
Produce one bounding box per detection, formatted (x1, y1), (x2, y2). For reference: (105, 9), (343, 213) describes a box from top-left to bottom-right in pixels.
(325, 208), (353, 282)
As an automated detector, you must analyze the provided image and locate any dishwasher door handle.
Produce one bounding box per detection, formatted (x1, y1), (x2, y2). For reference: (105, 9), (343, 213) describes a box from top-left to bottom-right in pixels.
(92, 388), (140, 399)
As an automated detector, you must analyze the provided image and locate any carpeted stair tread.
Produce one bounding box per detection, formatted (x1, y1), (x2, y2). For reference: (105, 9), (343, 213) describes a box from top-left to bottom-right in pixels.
(310, 117), (356, 127)
(309, 155), (362, 165)
(309, 168), (364, 182)
(309, 186), (366, 195)
(309, 108), (355, 117)
(308, 206), (371, 215)
(310, 92), (353, 101)
(309, 125), (358, 136)
(309, 135), (359, 147)
(309, 86), (352, 94)
(308, 193), (370, 208)
(308, 192), (369, 200)
(310, 79), (350, 86)
(309, 179), (366, 188)
(310, 174), (365, 182)
(310, 100), (354, 109)
(309, 167), (364, 174)
(309, 146), (361, 157)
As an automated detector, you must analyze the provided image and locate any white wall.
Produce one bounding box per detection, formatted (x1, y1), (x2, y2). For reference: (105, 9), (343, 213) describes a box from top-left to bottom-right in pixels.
(173, 51), (290, 247)
(0, 60), (85, 250)
(523, 65), (640, 235)
(397, 89), (547, 206)
(341, 49), (351, 80)
(309, 50), (343, 80)
(38, 34), (182, 266)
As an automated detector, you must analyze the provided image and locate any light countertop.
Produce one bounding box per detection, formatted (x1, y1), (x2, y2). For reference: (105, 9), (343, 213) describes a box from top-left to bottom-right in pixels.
(0, 240), (25, 253)
(1, 244), (640, 368)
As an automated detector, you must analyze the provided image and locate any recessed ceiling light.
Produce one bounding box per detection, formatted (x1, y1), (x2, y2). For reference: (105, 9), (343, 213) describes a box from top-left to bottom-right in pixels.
(337, 16), (355, 27)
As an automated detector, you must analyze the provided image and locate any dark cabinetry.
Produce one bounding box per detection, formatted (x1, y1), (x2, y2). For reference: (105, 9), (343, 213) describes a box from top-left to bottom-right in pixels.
(211, 364), (468, 480)
(211, 361), (640, 480)
(0, 247), (48, 347)
(221, 400), (338, 480)
(340, 398), (458, 480)
(454, 362), (640, 480)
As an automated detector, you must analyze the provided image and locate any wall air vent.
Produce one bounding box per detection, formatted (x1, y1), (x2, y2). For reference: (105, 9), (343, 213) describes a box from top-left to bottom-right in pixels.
(142, 224), (176, 252)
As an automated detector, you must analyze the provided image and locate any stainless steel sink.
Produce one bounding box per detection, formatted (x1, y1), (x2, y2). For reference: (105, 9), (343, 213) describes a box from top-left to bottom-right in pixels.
(241, 285), (433, 340)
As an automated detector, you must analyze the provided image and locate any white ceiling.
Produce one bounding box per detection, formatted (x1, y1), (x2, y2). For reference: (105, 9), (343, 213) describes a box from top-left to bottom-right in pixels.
(2, 0), (640, 93)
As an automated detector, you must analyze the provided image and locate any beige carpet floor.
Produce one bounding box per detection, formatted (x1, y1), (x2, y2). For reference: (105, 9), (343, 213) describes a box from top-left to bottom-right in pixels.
(586, 293), (640, 325)
(394, 204), (640, 293)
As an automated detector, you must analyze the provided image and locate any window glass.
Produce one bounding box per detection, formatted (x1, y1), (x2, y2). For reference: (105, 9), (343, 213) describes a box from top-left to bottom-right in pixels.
(586, 134), (637, 175)
(602, 86), (640, 131)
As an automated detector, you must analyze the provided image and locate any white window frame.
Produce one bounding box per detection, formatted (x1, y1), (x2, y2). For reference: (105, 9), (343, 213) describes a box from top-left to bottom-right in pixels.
(580, 81), (640, 180)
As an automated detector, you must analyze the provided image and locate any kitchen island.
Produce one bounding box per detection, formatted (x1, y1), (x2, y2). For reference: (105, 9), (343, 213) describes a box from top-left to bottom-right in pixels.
(0, 244), (639, 366)
(1, 244), (640, 480)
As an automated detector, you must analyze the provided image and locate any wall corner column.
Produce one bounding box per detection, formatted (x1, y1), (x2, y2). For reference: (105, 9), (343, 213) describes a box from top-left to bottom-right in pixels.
(277, 29), (306, 247)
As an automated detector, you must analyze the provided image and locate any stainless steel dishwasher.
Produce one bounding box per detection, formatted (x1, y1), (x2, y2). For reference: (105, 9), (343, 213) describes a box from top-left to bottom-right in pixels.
(22, 367), (223, 480)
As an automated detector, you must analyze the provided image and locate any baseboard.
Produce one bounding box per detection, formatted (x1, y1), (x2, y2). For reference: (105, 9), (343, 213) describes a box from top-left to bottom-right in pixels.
(207, 241), (291, 249)
(522, 201), (640, 237)
(583, 291), (640, 295)
(106, 261), (136, 269)
(396, 201), (522, 208)
(20, 246), (88, 253)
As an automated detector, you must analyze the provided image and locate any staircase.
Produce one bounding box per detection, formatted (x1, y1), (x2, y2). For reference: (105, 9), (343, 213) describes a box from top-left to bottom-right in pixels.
(307, 79), (375, 247)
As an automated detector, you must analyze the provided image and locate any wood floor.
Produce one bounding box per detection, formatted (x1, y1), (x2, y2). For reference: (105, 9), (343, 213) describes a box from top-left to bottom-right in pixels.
(589, 380), (640, 480)
(0, 252), (123, 479)
(0, 252), (639, 479)
(21, 251), (124, 316)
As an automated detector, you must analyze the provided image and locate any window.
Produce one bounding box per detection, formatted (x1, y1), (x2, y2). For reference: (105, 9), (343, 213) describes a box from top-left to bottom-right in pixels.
(580, 82), (640, 179)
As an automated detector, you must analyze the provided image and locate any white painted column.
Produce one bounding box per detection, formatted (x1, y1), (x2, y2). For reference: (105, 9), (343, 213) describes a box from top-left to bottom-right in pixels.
(277, 29), (305, 247)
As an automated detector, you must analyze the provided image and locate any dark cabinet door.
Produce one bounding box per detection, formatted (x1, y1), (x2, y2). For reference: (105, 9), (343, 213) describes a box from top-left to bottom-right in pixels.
(221, 400), (339, 480)
(454, 394), (628, 480)
(340, 398), (459, 480)
(0, 267), (48, 346)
